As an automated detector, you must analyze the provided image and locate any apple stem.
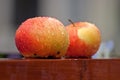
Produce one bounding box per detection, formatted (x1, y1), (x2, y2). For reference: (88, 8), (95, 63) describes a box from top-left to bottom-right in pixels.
(68, 19), (76, 27)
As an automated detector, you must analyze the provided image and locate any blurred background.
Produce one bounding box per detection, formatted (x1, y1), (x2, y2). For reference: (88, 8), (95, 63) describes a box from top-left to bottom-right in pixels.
(0, 0), (120, 58)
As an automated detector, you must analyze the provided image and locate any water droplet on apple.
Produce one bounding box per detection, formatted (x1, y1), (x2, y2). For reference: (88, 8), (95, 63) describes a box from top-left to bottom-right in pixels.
(47, 30), (50, 33)
(61, 32), (64, 35)
(36, 37), (39, 42)
(51, 33), (55, 36)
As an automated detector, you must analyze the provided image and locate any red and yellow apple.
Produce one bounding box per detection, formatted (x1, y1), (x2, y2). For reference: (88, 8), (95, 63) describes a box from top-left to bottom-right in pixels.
(15, 17), (69, 58)
(66, 21), (101, 58)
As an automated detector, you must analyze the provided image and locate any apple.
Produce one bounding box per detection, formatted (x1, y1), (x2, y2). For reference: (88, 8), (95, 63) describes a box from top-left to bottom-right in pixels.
(15, 17), (69, 58)
(66, 21), (101, 58)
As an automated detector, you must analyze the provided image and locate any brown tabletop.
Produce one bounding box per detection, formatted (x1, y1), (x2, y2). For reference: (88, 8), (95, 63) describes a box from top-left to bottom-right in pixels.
(0, 58), (120, 80)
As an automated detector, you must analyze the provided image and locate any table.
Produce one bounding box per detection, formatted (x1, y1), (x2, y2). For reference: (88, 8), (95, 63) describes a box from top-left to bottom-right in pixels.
(0, 58), (120, 80)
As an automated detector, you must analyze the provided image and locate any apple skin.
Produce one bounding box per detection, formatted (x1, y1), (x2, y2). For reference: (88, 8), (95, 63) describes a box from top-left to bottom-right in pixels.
(15, 17), (69, 58)
(66, 22), (101, 58)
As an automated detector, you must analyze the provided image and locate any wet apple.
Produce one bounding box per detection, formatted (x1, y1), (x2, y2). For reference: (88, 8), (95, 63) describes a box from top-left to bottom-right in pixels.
(15, 17), (69, 58)
(66, 21), (101, 58)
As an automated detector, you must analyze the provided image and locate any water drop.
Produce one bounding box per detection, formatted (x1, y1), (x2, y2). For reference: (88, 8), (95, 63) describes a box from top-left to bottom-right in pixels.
(47, 30), (51, 34)
(51, 33), (54, 36)
(61, 32), (64, 35)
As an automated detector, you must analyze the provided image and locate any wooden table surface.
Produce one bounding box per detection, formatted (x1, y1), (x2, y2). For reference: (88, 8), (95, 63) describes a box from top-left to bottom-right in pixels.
(0, 58), (120, 80)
